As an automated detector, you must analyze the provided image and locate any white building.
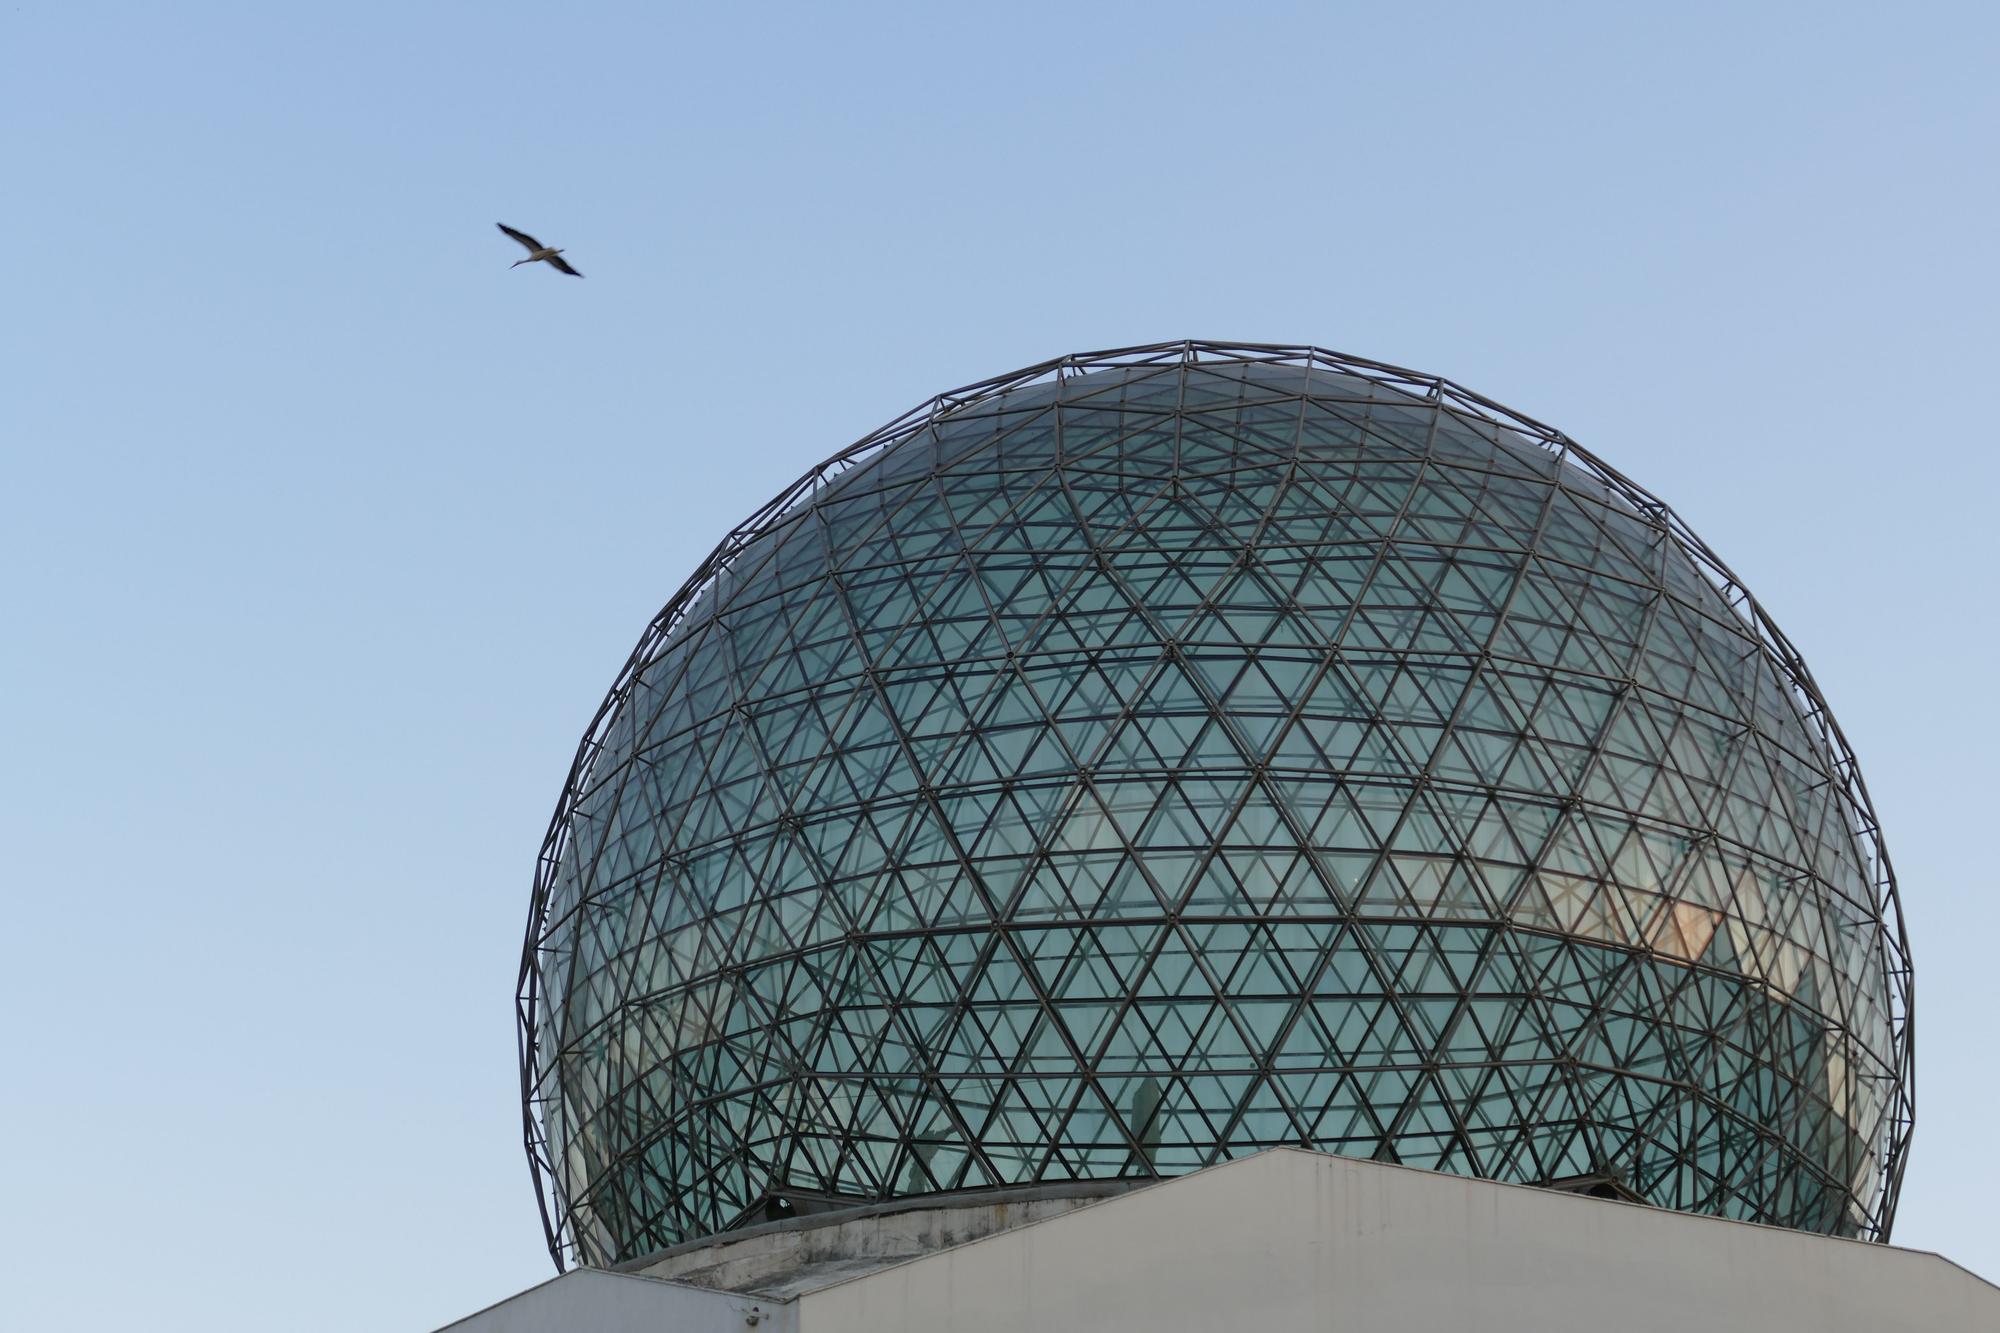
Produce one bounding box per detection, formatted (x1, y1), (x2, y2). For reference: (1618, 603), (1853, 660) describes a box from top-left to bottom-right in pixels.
(440, 1149), (1997, 1332)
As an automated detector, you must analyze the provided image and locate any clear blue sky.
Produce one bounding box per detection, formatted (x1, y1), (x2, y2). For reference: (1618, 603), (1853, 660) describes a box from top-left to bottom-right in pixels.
(3, 3), (1994, 1328)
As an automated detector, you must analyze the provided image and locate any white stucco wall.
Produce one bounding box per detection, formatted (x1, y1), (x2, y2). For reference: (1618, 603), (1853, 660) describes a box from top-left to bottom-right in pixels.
(795, 1150), (1998, 1333)
(437, 1151), (1998, 1332)
(436, 1267), (791, 1333)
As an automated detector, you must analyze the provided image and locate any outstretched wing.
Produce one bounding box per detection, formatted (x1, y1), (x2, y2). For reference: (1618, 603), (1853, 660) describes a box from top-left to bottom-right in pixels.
(546, 254), (584, 278)
(497, 222), (544, 251)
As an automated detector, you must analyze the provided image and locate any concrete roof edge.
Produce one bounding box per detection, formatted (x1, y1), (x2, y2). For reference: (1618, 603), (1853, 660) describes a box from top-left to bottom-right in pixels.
(787, 1150), (1285, 1300)
(611, 1178), (1143, 1274)
(785, 1149), (2000, 1302)
(1248, 1148), (1997, 1293)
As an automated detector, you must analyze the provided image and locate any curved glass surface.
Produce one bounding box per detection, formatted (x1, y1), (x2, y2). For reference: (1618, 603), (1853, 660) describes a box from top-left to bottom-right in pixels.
(520, 346), (1912, 1267)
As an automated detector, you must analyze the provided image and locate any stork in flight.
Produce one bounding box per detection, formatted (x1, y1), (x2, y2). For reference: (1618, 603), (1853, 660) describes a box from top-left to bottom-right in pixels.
(497, 223), (584, 277)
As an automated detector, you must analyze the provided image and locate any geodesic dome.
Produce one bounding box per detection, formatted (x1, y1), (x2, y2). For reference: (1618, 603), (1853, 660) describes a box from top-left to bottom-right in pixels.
(518, 342), (1912, 1269)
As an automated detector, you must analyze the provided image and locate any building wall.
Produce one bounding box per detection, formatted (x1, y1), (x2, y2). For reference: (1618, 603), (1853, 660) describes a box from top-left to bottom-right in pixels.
(794, 1150), (1995, 1332)
(436, 1268), (781, 1333)
(443, 1151), (1996, 1332)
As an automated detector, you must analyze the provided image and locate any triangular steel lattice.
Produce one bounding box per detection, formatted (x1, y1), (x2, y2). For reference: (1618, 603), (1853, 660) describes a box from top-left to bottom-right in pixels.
(517, 342), (1913, 1270)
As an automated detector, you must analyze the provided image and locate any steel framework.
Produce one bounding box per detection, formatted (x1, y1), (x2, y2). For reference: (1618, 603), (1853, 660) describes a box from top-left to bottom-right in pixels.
(517, 341), (1913, 1269)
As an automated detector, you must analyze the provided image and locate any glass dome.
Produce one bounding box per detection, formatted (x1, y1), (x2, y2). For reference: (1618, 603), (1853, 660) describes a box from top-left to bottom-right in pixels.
(519, 342), (1913, 1268)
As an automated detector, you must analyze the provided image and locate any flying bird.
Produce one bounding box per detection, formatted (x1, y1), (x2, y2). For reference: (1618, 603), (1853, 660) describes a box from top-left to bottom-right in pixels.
(497, 223), (584, 277)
